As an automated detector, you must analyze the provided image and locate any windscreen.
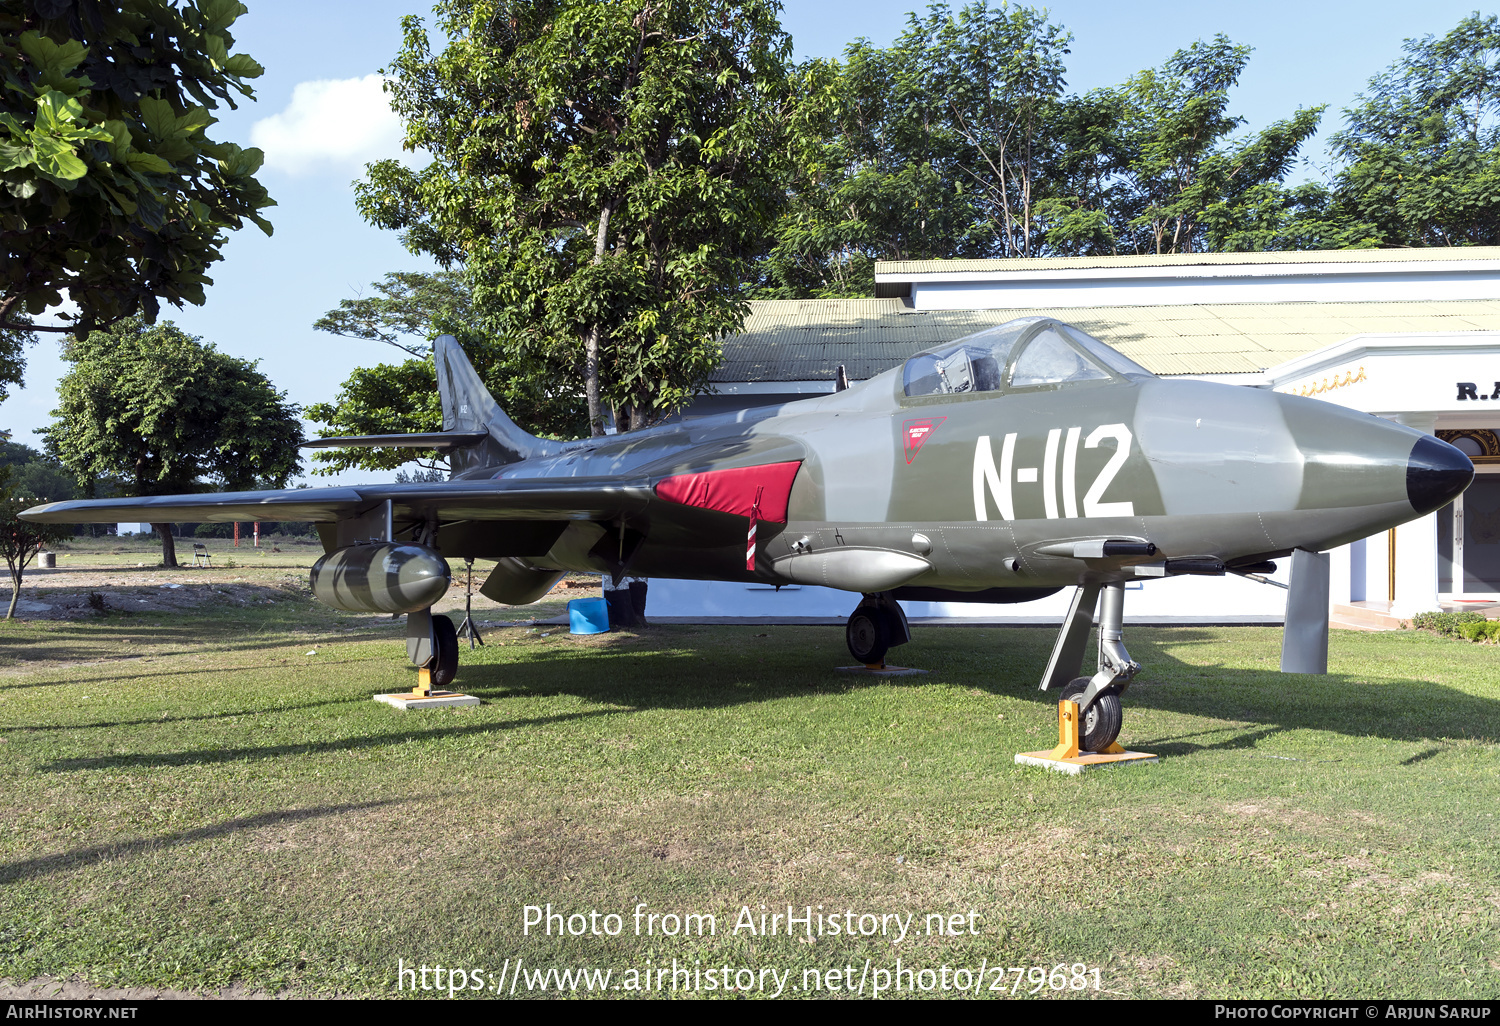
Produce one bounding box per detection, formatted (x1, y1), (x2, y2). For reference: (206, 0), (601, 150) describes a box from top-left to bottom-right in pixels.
(902, 317), (1153, 398)
(902, 321), (1029, 397)
(1009, 327), (1110, 387)
(1060, 324), (1155, 379)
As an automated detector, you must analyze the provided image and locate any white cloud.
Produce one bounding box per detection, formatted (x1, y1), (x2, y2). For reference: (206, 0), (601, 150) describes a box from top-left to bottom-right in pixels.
(250, 74), (406, 175)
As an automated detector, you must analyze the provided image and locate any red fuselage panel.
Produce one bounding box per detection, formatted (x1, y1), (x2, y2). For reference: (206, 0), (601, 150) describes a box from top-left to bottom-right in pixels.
(653, 461), (802, 523)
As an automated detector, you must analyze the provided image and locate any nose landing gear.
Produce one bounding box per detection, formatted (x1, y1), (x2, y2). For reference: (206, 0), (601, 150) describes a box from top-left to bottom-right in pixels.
(1059, 676), (1123, 753)
(1018, 581), (1156, 772)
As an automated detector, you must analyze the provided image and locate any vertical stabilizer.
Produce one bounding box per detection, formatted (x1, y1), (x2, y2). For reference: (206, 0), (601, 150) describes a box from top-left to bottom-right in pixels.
(433, 335), (561, 475)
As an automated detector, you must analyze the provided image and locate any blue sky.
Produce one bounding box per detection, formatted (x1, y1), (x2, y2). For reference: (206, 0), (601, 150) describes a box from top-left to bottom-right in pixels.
(2, 0), (1489, 490)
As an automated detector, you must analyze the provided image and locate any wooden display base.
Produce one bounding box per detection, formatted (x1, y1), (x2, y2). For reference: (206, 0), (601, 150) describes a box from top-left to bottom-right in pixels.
(1014, 699), (1158, 775)
(374, 691), (480, 710)
(373, 667), (480, 710)
(835, 664), (930, 677)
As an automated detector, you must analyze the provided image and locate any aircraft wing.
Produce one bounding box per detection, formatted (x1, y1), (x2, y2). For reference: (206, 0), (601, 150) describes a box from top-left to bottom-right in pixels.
(19, 477), (657, 525)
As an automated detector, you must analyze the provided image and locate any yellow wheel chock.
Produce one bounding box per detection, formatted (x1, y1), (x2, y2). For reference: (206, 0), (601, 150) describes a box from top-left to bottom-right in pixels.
(1016, 700), (1158, 775)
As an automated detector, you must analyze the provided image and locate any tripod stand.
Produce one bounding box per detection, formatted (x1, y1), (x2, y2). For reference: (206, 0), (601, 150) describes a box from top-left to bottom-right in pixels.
(455, 557), (484, 649)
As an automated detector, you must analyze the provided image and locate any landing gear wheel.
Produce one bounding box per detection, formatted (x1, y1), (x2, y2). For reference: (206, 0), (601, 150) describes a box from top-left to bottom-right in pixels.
(846, 608), (891, 665)
(1060, 676), (1122, 753)
(430, 613), (459, 689)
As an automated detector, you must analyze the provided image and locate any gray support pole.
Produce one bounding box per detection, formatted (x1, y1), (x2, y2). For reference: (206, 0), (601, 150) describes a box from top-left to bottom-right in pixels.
(1040, 583), (1101, 691)
(1281, 548), (1331, 674)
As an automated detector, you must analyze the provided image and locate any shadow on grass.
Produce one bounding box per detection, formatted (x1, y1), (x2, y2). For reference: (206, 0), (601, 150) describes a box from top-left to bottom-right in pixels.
(0, 799), (404, 884)
(1116, 633), (1500, 749)
(0, 610), (402, 687)
(457, 625), (1500, 749)
(14, 695), (368, 732)
(2, 657), (388, 693)
(24, 623), (1500, 771)
(41, 709), (627, 773)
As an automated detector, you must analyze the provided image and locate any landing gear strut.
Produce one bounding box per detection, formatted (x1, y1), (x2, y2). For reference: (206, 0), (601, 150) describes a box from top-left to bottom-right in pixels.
(1039, 581), (1138, 753)
(845, 592), (911, 667)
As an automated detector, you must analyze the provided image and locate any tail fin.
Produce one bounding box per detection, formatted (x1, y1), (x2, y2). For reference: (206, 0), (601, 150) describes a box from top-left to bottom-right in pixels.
(433, 335), (561, 475)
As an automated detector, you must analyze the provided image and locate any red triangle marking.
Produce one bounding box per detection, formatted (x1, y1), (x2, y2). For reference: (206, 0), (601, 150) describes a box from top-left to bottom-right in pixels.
(903, 417), (947, 464)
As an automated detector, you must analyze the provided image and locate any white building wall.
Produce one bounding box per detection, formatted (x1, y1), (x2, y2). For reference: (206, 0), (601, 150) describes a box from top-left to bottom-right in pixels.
(1328, 543), (1352, 606)
(1348, 537), (1368, 603)
(649, 564), (1292, 623)
(911, 271), (1500, 311)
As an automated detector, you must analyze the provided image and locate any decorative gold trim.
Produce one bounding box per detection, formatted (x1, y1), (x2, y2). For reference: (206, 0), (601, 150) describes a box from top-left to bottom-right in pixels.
(1284, 366), (1367, 398)
(1388, 529), (1396, 603)
(1437, 428), (1500, 465)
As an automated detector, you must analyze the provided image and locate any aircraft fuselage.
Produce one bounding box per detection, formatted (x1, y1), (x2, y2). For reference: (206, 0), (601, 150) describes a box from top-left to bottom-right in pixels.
(482, 365), (1459, 596)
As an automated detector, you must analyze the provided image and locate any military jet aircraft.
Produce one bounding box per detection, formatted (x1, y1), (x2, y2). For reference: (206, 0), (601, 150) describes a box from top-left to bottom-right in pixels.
(22, 317), (1474, 752)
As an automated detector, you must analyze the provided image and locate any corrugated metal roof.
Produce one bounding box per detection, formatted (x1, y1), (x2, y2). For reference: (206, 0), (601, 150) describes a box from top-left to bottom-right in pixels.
(714, 298), (1500, 381)
(875, 247), (1500, 277)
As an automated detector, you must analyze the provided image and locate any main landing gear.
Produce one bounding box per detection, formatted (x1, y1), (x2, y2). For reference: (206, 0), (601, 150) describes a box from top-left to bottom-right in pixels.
(406, 607), (460, 695)
(844, 592), (912, 667)
(374, 605), (477, 710)
(1039, 581), (1138, 754)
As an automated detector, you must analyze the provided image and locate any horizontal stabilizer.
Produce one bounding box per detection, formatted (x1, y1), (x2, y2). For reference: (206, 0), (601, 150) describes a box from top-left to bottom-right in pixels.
(301, 432), (490, 450)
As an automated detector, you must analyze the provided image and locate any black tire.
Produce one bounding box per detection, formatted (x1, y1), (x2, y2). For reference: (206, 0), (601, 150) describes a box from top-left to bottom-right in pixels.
(1059, 676), (1122, 753)
(846, 607), (891, 665)
(430, 613), (459, 689)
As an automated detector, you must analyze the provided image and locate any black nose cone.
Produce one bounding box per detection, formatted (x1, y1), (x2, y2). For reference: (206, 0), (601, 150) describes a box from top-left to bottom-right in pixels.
(1408, 435), (1474, 514)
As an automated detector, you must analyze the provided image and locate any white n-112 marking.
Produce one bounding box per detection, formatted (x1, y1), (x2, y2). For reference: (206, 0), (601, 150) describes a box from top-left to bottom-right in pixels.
(973, 425), (1134, 521)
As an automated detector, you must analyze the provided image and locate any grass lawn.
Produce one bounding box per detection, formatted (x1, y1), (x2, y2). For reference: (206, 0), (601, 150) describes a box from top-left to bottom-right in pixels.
(0, 578), (1496, 999)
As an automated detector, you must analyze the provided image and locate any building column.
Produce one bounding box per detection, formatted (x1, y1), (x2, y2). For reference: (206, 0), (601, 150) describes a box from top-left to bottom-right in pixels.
(1327, 543), (1353, 606)
(1348, 537), (1368, 602)
(1390, 412), (1440, 619)
(1392, 513), (1439, 618)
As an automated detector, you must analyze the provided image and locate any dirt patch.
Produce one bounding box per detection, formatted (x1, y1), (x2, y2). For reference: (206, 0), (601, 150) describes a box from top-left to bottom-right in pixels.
(3, 554), (596, 623)
(0, 976), (281, 1000)
(0, 580), (309, 619)
(1116, 953), (1199, 997)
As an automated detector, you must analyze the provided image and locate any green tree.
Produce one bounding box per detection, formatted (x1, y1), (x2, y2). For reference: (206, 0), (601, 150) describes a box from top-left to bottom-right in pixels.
(899, 2), (1071, 258)
(0, 438), (76, 501)
(0, 494), (70, 618)
(757, 2), (1072, 298)
(307, 271), (586, 474)
(314, 270), (472, 358)
(357, 0), (795, 435)
(41, 318), (302, 566)
(0, 319), (32, 403)
(0, 0), (274, 337)
(1039, 36), (1325, 255)
(761, 13), (1327, 292)
(1329, 13), (1500, 247)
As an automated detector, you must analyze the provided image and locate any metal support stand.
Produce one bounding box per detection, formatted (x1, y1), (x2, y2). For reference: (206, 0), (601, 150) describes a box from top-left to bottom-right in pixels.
(1019, 580), (1156, 773)
(1281, 548), (1329, 674)
(456, 557), (484, 649)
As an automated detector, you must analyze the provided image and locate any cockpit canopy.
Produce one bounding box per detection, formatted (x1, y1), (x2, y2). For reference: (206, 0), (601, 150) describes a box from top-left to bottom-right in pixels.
(902, 317), (1154, 399)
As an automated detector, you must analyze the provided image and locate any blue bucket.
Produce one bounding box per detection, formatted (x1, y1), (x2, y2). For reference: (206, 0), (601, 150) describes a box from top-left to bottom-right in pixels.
(568, 597), (610, 635)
